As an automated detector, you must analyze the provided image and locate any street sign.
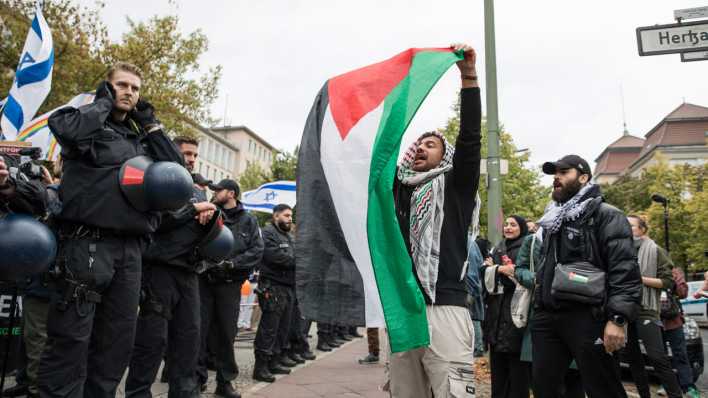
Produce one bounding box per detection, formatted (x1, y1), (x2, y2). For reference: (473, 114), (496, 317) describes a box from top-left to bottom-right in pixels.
(636, 20), (708, 56)
(674, 6), (708, 21)
(681, 50), (708, 62)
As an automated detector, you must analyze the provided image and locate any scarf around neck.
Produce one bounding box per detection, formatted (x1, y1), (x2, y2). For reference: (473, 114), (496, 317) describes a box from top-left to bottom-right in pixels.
(537, 183), (599, 235)
(397, 131), (455, 303)
(638, 237), (660, 313)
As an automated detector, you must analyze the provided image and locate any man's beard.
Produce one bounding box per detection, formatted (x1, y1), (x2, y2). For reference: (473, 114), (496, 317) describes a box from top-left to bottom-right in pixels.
(277, 221), (291, 232)
(552, 177), (583, 203)
(211, 196), (227, 206)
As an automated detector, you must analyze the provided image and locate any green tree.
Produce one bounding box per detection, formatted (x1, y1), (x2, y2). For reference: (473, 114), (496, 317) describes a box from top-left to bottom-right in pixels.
(270, 146), (298, 181)
(238, 161), (268, 192)
(440, 95), (548, 237)
(1, 1), (221, 138)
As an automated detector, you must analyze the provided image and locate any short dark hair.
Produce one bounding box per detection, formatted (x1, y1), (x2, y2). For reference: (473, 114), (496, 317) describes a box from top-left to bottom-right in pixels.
(628, 214), (648, 233)
(272, 204), (292, 215)
(106, 62), (143, 80)
(173, 136), (199, 147)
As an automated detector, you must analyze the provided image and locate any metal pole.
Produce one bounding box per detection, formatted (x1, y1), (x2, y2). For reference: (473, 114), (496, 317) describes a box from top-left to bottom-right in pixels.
(663, 203), (670, 252)
(484, 0), (503, 245)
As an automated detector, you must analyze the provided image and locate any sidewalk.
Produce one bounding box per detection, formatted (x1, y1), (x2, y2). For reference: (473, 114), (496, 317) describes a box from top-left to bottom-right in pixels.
(244, 337), (388, 398)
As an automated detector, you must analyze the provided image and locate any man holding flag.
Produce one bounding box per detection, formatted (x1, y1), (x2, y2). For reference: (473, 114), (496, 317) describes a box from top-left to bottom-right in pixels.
(296, 43), (480, 398)
(1, 1), (53, 140)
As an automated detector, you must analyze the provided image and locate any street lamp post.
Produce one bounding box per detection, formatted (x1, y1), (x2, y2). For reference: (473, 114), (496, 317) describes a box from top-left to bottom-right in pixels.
(484, 0), (503, 245)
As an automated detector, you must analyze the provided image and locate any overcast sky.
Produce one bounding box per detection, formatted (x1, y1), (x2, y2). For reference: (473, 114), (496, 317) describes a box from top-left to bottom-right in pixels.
(83, 0), (708, 175)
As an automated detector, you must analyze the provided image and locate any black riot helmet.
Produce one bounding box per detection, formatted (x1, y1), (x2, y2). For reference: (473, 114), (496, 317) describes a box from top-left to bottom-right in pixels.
(0, 214), (57, 279)
(119, 155), (193, 212)
(197, 210), (235, 262)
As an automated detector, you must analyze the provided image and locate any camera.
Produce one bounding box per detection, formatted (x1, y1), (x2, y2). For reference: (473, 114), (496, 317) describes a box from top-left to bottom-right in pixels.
(0, 144), (43, 181)
(18, 147), (44, 181)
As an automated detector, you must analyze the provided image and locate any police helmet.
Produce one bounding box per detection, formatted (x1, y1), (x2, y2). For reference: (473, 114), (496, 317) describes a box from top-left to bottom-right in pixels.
(119, 156), (193, 211)
(0, 214), (57, 279)
(198, 212), (235, 262)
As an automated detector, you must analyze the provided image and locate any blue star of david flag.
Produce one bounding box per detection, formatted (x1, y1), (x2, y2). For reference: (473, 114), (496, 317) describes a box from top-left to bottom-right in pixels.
(1, 2), (54, 140)
(242, 180), (296, 213)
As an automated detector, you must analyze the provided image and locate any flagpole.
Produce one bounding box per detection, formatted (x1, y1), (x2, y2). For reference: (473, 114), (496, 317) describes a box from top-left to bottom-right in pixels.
(484, 0), (503, 245)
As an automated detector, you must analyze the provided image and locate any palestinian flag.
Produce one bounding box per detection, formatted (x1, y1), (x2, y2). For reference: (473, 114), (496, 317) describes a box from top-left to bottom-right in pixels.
(296, 48), (463, 353)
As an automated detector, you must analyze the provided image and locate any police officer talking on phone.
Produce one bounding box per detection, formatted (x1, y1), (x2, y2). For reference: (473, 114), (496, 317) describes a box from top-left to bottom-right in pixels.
(38, 62), (185, 398)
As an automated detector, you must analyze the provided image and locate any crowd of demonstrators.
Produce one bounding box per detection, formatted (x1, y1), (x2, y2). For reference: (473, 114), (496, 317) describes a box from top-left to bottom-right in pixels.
(624, 215), (684, 398)
(481, 215), (531, 398)
(389, 43), (481, 397)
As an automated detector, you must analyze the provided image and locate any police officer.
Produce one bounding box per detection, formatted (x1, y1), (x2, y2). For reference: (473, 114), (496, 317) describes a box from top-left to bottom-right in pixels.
(125, 137), (217, 398)
(197, 179), (263, 398)
(39, 62), (185, 398)
(252, 204), (298, 383)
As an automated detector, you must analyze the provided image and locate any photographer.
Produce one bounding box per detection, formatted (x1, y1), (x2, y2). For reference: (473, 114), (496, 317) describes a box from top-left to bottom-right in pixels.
(125, 137), (217, 398)
(0, 155), (47, 217)
(38, 62), (184, 398)
(252, 204), (296, 383)
(197, 179), (263, 397)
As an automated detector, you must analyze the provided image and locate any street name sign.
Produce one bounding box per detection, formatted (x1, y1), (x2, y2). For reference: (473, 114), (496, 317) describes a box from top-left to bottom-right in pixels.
(636, 20), (708, 56)
(681, 50), (708, 62)
(674, 6), (708, 21)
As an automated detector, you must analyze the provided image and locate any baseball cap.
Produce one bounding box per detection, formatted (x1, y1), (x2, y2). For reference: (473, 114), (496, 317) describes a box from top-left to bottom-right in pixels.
(209, 179), (240, 195)
(542, 155), (592, 178)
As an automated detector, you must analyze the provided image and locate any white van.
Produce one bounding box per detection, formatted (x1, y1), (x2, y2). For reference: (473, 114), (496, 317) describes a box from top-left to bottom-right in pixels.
(681, 281), (708, 327)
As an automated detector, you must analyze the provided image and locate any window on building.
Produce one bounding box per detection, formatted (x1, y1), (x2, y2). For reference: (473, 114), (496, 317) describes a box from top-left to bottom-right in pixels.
(205, 165), (210, 179)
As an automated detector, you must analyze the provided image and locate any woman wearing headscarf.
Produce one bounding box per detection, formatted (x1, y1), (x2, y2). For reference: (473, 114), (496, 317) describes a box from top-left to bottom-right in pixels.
(482, 215), (531, 398)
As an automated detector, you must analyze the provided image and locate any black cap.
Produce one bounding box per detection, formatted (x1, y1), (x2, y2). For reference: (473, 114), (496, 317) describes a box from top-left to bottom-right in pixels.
(209, 179), (240, 195)
(542, 154), (592, 178)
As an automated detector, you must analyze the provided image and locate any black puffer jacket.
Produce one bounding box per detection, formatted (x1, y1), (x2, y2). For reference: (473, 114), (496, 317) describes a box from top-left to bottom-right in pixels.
(482, 237), (527, 353)
(222, 203), (263, 280)
(536, 184), (642, 322)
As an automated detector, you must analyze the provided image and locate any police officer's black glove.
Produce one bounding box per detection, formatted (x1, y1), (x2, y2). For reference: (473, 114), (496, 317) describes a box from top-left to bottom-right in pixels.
(130, 99), (160, 131)
(95, 80), (116, 102)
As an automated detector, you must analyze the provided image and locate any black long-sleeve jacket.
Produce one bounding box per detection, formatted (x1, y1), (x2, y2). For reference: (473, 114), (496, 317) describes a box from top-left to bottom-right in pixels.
(259, 222), (295, 286)
(393, 87), (482, 307)
(536, 185), (642, 322)
(48, 96), (183, 235)
(0, 177), (47, 217)
(222, 203), (263, 277)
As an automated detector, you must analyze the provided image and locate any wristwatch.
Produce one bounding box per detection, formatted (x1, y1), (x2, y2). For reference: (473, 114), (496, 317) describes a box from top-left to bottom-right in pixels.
(610, 314), (626, 327)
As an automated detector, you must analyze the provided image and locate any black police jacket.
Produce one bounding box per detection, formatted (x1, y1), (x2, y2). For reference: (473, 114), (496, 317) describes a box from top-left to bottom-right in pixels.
(48, 96), (183, 235)
(143, 185), (211, 270)
(259, 223), (294, 286)
(222, 203), (263, 277)
(535, 185), (642, 322)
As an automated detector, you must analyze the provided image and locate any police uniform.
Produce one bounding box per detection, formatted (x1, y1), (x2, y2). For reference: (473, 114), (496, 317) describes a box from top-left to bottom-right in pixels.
(253, 222), (297, 378)
(125, 185), (209, 398)
(196, 201), (262, 390)
(38, 88), (184, 398)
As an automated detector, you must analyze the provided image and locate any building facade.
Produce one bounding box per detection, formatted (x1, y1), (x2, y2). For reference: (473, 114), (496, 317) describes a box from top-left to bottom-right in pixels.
(210, 125), (276, 176)
(594, 103), (708, 183)
(187, 123), (239, 183)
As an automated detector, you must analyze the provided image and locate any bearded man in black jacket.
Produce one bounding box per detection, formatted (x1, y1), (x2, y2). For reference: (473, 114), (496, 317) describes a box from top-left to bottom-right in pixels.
(531, 154), (641, 398)
(125, 137), (217, 398)
(197, 179), (263, 398)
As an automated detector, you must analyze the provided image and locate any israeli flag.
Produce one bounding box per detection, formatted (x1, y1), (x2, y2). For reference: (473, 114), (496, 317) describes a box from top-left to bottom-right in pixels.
(242, 181), (296, 213)
(1, 3), (54, 141)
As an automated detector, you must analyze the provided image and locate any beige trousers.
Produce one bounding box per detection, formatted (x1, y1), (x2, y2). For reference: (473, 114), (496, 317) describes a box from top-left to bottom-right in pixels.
(389, 305), (476, 398)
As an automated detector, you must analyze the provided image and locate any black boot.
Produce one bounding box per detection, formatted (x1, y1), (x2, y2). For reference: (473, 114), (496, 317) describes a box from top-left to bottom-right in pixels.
(2, 384), (29, 397)
(269, 358), (292, 375)
(279, 355), (298, 368)
(288, 352), (306, 364)
(300, 350), (317, 360)
(214, 382), (241, 398)
(316, 340), (332, 351)
(253, 356), (276, 383)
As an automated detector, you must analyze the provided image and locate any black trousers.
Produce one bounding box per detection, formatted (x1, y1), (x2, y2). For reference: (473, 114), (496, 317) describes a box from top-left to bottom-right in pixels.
(626, 317), (682, 398)
(39, 235), (143, 398)
(196, 276), (242, 385)
(125, 264), (200, 398)
(531, 307), (627, 398)
(288, 299), (310, 354)
(253, 280), (294, 359)
(489, 350), (530, 398)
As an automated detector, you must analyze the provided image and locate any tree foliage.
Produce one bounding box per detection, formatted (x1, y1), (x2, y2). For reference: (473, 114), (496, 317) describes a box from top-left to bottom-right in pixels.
(0, 0), (221, 138)
(604, 157), (707, 271)
(439, 94), (548, 237)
